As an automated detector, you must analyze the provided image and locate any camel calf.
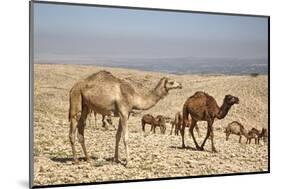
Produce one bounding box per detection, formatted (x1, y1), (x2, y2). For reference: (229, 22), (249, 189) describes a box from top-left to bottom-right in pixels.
(225, 121), (254, 143)
(247, 128), (268, 144)
(152, 115), (166, 134)
(141, 114), (155, 132)
(141, 114), (166, 134)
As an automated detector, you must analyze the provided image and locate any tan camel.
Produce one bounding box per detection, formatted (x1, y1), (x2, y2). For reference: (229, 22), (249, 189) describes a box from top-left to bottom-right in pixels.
(182, 91), (239, 152)
(225, 121), (255, 144)
(69, 70), (182, 164)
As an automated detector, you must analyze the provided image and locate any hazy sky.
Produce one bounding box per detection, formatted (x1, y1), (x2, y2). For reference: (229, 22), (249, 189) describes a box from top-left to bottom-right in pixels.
(33, 2), (268, 60)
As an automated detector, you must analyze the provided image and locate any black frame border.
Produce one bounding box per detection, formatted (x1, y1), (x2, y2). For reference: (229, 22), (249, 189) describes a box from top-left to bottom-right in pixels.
(29, 1), (270, 188)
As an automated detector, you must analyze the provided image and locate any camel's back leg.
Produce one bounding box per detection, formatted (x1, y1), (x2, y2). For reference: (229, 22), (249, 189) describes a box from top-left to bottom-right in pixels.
(141, 120), (145, 132)
(77, 105), (90, 161)
(69, 117), (79, 163)
(181, 120), (187, 148)
(190, 119), (201, 150)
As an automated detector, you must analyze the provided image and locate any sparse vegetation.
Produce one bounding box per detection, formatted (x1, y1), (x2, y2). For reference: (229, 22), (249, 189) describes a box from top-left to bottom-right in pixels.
(33, 64), (268, 186)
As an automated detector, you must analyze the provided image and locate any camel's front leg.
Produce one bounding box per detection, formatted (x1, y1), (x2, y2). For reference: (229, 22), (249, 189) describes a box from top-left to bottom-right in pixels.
(121, 115), (130, 165)
(200, 119), (213, 151)
(114, 119), (122, 163)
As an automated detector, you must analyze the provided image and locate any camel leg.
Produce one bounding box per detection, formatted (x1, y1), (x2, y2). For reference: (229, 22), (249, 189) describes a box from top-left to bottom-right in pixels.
(142, 121), (145, 132)
(102, 115), (104, 127)
(226, 132), (230, 141)
(239, 136), (242, 143)
(190, 119), (201, 150)
(200, 122), (211, 151)
(170, 123), (174, 135)
(69, 118), (78, 164)
(210, 126), (217, 152)
(114, 119), (122, 163)
(150, 124), (154, 133)
(120, 113), (130, 164)
(176, 123), (180, 135)
(77, 106), (90, 162)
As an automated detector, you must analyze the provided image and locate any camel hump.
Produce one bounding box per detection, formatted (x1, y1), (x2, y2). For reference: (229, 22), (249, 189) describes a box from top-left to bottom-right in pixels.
(86, 70), (114, 81)
(193, 91), (207, 96)
(229, 121), (244, 129)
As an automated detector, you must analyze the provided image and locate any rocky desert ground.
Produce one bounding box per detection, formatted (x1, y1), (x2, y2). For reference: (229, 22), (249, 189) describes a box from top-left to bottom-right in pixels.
(32, 63), (268, 186)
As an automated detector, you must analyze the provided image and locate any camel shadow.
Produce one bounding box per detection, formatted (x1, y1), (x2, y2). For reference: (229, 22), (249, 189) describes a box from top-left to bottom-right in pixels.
(169, 145), (204, 151)
(104, 157), (127, 166)
(50, 156), (98, 163)
(169, 145), (215, 153)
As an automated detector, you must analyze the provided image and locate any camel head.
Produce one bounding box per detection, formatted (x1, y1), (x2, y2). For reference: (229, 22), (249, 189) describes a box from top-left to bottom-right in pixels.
(224, 95), (239, 105)
(163, 77), (182, 91)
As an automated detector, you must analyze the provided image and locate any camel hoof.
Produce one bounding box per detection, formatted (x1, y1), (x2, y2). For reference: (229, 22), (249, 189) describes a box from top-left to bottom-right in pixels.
(85, 157), (91, 162)
(114, 158), (120, 164)
(197, 146), (204, 151)
(212, 149), (218, 153)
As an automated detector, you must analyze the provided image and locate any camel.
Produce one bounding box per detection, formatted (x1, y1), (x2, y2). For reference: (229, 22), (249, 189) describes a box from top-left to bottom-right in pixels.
(141, 114), (155, 132)
(181, 91), (239, 152)
(225, 121), (256, 144)
(141, 114), (166, 134)
(152, 115), (166, 134)
(247, 127), (268, 144)
(170, 111), (201, 137)
(69, 70), (182, 164)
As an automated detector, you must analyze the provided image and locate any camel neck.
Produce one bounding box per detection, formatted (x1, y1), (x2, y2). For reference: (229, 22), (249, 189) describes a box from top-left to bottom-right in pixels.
(132, 92), (164, 110)
(132, 78), (168, 110)
(217, 101), (231, 119)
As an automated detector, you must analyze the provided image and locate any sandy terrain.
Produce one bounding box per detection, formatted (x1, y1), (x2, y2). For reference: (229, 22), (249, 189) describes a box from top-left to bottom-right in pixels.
(33, 64), (268, 186)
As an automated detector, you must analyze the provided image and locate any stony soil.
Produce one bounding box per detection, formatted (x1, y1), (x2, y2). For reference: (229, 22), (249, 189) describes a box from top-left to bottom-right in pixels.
(33, 64), (268, 186)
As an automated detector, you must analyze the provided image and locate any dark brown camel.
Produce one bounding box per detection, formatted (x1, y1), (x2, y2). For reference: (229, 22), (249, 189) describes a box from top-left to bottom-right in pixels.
(141, 114), (155, 132)
(152, 115), (166, 134)
(181, 91), (239, 152)
(247, 127), (268, 144)
(141, 114), (166, 134)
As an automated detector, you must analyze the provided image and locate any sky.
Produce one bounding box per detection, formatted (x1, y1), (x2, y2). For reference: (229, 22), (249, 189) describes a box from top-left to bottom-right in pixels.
(33, 2), (268, 61)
